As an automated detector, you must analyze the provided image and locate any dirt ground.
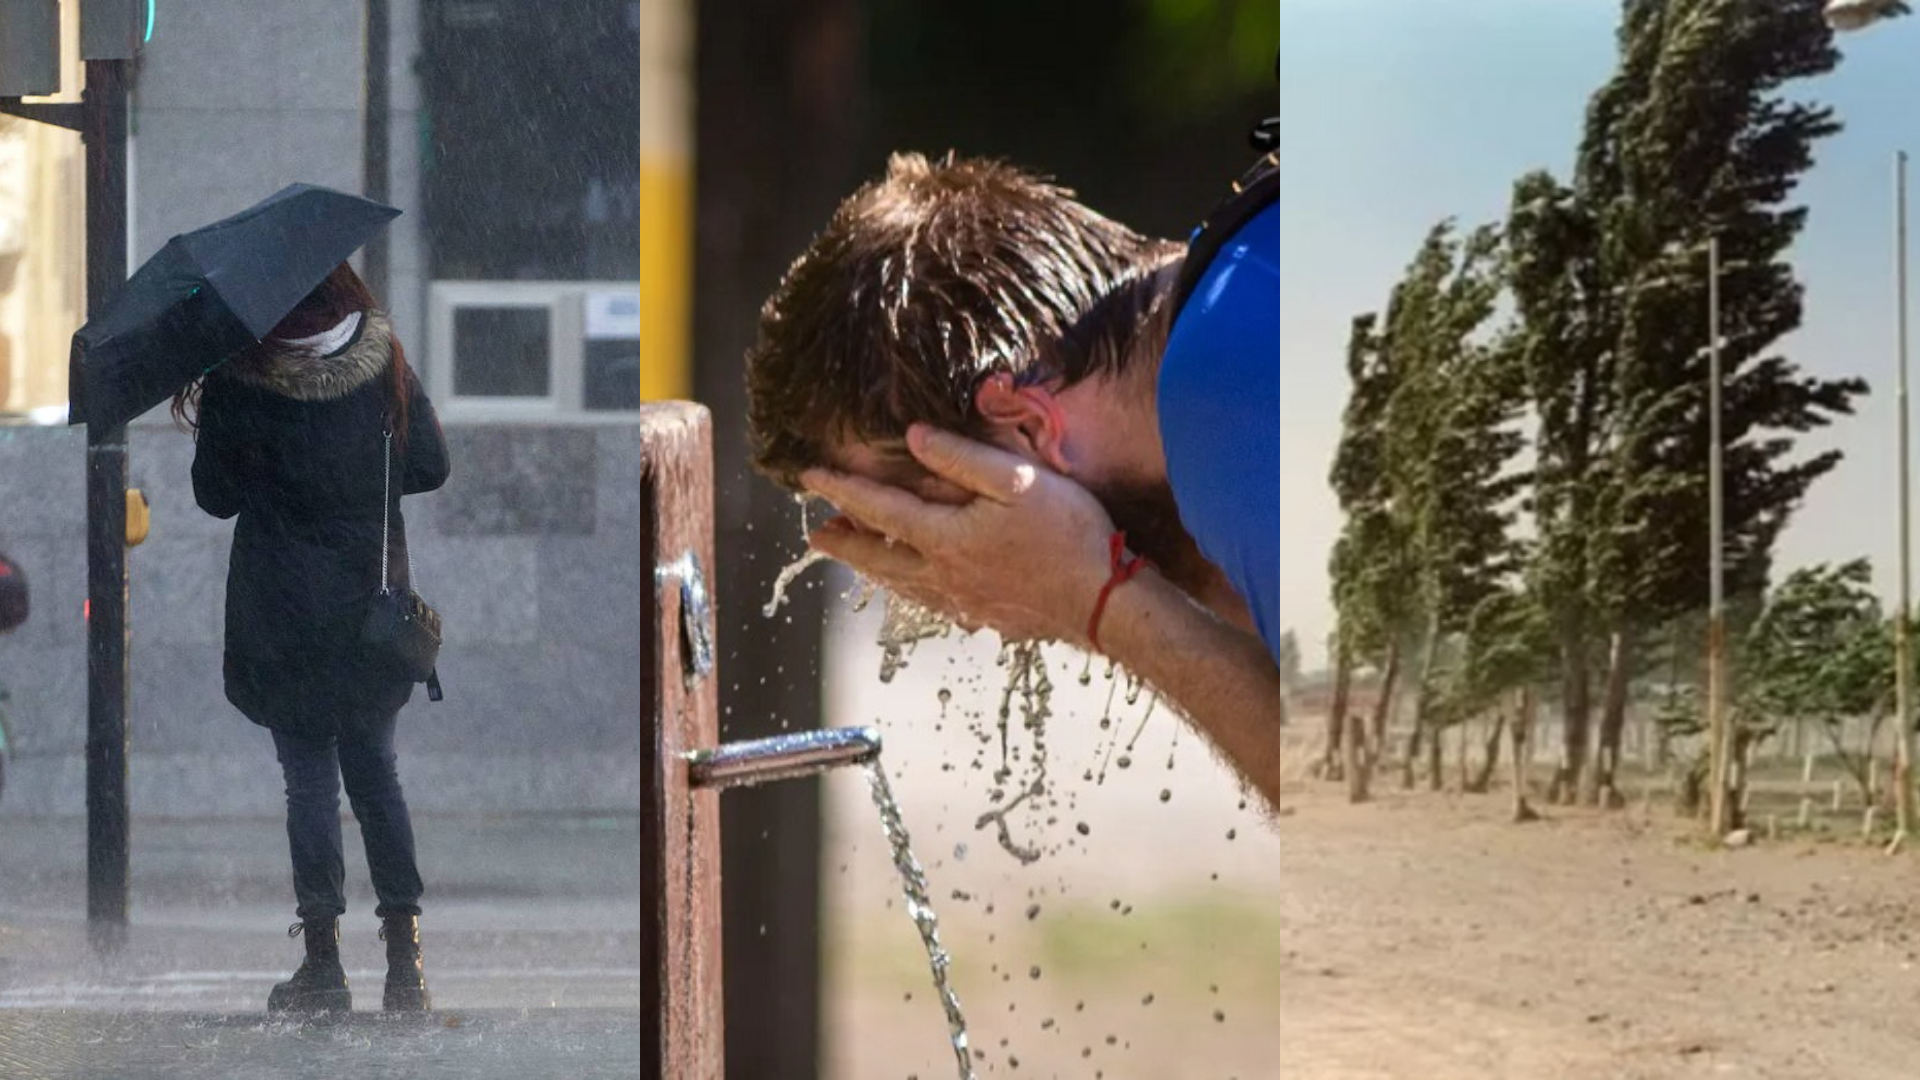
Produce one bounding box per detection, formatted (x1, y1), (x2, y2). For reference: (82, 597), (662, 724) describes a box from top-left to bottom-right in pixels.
(1274, 780), (1920, 1079)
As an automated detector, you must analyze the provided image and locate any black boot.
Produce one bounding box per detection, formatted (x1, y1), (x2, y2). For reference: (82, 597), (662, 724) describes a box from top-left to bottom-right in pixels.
(379, 913), (432, 1013)
(267, 918), (351, 1014)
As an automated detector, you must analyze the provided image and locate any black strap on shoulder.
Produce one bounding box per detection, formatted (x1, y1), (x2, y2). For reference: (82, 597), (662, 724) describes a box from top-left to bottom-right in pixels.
(1250, 116), (1277, 153)
(1170, 148), (1278, 321)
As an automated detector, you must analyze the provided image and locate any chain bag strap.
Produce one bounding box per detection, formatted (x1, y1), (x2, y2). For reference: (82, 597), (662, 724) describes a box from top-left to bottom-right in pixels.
(363, 421), (443, 700)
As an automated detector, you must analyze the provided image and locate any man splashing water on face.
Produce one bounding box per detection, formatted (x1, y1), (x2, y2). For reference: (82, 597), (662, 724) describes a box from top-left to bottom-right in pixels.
(745, 147), (1280, 811)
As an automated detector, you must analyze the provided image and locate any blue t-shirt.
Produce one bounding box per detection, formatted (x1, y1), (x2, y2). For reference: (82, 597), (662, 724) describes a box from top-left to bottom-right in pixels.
(1155, 202), (1280, 666)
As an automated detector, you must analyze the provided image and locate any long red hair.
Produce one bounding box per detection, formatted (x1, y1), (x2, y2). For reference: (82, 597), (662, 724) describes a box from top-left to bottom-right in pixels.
(171, 261), (412, 439)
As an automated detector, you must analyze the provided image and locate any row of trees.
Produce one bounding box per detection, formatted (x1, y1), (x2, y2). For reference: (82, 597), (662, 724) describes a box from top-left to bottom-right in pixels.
(1317, 0), (1893, 819)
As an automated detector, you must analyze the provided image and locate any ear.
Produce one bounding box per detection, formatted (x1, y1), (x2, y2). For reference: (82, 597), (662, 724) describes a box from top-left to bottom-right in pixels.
(973, 373), (1072, 474)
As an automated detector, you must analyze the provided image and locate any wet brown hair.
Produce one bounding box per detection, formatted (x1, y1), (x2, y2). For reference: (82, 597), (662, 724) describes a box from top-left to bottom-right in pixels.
(171, 261), (412, 439)
(745, 152), (1181, 489)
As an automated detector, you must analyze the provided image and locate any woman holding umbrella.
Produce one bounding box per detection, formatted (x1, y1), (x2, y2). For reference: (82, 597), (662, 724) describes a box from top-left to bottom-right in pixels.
(173, 261), (449, 1015)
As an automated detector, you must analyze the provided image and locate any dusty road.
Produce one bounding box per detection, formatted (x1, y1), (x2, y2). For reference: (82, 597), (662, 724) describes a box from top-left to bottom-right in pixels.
(1275, 784), (1920, 1079)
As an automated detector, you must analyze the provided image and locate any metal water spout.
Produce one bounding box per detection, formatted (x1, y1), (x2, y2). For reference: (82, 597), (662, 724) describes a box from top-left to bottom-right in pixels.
(687, 726), (881, 792)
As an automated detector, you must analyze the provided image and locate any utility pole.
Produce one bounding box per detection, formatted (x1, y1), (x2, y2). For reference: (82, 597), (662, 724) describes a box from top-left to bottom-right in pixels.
(1706, 235), (1731, 838)
(80, 53), (131, 956)
(361, 0), (390, 299)
(1893, 149), (1915, 844)
(2, 0), (139, 954)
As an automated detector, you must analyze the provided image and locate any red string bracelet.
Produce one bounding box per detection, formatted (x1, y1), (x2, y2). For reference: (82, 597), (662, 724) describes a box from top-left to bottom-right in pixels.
(1087, 530), (1153, 653)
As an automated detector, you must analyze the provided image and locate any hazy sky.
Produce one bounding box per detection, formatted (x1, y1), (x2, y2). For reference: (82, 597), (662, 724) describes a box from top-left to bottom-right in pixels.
(1280, 0), (1920, 666)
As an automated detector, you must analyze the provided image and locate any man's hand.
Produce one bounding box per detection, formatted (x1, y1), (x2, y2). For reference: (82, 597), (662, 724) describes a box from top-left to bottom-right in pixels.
(802, 424), (1116, 647)
(805, 423), (1283, 812)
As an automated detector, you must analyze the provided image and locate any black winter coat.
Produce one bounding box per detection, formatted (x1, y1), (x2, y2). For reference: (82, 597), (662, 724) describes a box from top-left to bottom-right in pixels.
(191, 312), (450, 736)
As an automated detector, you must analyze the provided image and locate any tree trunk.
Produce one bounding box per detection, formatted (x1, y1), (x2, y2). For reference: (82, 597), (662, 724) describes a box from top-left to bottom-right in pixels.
(1404, 616), (1444, 791)
(1426, 723), (1445, 791)
(1401, 723), (1422, 790)
(1467, 711), (1505, 794)
(1455, 721), (1473, 791)
(1589, 629), (1633, 809)
(1370, 638), (1402, 775)
(1511, 687), (1540, 822)
(1548, 630), (1592, 804)
(1729, 724), (1754, 831)
(1676, 753), (1705, 817)
(1344, 709), (1370, 804)
(1320, 646), (1352, 781)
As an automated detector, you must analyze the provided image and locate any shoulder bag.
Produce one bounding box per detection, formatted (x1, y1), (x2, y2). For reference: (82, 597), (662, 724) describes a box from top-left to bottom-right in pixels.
(360, 427), (444, 701)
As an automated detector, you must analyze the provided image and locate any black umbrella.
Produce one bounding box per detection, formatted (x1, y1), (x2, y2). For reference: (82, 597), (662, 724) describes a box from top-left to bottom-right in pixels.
(69, 183), (401, 429)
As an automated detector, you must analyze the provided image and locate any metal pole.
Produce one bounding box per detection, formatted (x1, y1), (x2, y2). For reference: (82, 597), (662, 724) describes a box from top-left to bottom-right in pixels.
(1706, 235), (1730, 837)
(81, 57), (131, 954)
(361, 0), (390, 299)
(1894, 149), (1915, 841)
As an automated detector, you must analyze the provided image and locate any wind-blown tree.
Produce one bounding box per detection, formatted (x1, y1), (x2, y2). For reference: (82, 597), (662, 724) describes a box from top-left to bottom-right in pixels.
(1739, 560), (1890, 805)
(1507, 0), (1872, 807)
(1504, 171), (1611, 803)
(1431, 584), (1555, 820)
(1378, 221), (1524, 790)
(1327, 313), (1404, 794)
(1579, 0), (1869, 810)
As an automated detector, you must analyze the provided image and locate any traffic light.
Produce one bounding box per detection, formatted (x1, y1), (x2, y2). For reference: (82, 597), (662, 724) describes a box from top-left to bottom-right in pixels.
(0, 0), (60, 97)
(80, 0), (143, 60)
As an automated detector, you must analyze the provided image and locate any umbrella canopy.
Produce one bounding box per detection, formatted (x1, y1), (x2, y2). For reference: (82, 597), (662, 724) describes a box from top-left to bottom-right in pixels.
(70, 184), (401, 429)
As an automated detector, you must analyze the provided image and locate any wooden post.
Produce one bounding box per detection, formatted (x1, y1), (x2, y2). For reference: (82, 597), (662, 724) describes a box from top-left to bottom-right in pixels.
(642, 403), (724, 1080)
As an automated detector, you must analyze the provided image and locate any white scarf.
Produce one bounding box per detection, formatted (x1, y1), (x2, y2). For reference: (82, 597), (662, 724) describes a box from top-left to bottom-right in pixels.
(274, 310), (363, 357)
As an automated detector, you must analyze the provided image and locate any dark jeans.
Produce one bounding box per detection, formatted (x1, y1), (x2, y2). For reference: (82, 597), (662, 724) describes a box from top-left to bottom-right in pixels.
(271, 711), (423, 922)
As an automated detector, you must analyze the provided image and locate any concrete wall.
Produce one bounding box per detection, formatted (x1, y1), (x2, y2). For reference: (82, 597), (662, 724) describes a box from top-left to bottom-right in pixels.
(0, 421), (642, 816)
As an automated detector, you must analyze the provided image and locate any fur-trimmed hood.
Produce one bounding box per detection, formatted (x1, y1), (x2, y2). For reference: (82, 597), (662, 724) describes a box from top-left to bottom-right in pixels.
(220, 310), (393, 402)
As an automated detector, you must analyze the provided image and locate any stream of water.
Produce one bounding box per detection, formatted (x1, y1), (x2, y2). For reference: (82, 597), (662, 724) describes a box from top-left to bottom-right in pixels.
(863, 761), (976, 1080)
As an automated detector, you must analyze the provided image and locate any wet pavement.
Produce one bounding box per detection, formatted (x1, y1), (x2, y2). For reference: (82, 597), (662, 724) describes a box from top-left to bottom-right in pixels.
(0, 813), (640, 1077)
